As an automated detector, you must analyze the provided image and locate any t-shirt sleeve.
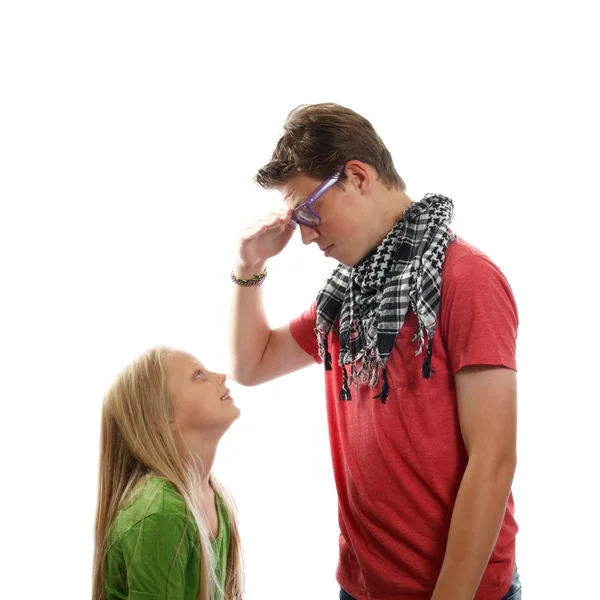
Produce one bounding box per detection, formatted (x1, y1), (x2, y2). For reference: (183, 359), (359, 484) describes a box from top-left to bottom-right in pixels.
(289, 301), (323, 364)
(119, 512), (193, 600)
(439, 255), (519, 373)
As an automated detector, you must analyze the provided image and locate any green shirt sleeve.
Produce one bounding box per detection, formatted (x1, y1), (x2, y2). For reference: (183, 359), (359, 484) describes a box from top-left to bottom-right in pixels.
(116, 511), (195, 600)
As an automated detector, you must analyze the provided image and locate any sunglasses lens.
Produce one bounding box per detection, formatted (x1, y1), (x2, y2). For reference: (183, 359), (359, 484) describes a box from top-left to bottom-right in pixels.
(295, 207), (320, 226)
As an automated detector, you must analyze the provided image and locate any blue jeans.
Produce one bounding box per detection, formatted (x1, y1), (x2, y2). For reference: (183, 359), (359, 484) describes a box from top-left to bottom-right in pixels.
(339, 564), (522, 600)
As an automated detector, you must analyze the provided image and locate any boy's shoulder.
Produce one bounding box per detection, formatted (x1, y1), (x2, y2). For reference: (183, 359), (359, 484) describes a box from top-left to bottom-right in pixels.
(442, 235), (508, 282)
(445, 235), (494, 268)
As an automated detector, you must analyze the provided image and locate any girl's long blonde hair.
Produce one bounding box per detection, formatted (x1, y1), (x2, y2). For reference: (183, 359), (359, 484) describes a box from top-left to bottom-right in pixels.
(92, 346), (244, 600)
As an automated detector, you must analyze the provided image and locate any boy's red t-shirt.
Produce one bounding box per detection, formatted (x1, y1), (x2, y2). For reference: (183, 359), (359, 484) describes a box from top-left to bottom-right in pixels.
(290, 237), (519, 600)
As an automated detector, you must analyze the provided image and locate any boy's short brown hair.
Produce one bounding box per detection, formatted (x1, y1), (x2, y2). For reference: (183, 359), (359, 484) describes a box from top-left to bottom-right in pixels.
(255, 103), (406, 191)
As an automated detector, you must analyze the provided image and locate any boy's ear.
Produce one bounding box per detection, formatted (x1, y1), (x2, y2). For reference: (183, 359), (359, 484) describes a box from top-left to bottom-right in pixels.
(343, 160), (373, 195)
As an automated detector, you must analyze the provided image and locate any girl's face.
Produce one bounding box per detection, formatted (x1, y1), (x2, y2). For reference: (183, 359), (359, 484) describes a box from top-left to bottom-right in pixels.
(163, 351), (240, 435)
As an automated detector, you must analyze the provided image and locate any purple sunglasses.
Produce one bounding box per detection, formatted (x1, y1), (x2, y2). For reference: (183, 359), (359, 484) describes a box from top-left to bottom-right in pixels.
(289, 167), (345, 228)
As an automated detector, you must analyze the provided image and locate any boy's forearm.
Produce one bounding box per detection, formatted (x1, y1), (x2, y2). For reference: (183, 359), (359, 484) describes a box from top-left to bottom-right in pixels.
(228, 261), (271, 385)
(431, 457), (516, 600)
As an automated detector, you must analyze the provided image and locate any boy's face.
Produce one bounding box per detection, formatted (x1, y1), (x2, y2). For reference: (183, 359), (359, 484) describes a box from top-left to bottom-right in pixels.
(282, 166), (374, 267)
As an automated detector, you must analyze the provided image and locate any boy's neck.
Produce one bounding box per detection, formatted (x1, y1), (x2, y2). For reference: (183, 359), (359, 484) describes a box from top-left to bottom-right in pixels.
(367, 187), (414, 252)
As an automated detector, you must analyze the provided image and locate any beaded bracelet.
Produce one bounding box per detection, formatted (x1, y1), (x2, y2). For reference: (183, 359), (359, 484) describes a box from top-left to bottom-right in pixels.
(230, 267), (267, 287)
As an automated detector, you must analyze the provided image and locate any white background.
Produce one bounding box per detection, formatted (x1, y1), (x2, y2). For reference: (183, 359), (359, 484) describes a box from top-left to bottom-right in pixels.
(1, 1), (599, 598)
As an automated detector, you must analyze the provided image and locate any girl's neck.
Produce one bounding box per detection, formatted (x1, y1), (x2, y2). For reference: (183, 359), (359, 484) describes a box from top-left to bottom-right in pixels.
(181, 431), (219, 490)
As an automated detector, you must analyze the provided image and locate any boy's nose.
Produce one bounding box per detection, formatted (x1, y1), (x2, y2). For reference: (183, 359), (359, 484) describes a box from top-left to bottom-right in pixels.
(300, 224), (319, 245)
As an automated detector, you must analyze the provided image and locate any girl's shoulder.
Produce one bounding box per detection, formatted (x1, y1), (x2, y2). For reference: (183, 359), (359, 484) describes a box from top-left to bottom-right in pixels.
(110, 475), (193, 542)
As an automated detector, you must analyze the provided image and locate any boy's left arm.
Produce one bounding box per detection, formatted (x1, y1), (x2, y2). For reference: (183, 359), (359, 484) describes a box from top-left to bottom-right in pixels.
(431, 364), (517, 600)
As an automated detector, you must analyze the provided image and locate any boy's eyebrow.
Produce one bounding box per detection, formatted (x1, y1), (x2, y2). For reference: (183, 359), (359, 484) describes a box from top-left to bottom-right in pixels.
(283, 190), (306, 207)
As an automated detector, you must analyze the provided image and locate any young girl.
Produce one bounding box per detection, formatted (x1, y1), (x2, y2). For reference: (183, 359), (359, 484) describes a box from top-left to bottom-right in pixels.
(92, 346), (244, 600)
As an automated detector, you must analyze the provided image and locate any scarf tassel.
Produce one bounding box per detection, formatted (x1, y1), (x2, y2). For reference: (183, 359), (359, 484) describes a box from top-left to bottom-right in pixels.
(373, 367), (389, 404)
(422, 337), (434, 378)
(340, 364), (352, 401)
(323, 335), (333, 371)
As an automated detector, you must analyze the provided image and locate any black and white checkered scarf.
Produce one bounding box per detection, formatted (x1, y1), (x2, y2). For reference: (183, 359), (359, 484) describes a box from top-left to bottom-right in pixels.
(315, 194), (456, 403)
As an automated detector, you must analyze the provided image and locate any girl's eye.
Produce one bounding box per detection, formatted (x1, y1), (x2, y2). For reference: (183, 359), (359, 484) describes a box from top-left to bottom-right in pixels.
(194, 370), (205, 380)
